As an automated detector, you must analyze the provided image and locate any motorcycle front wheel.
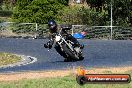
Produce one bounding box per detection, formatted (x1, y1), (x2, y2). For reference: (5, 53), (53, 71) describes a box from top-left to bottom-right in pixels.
(62, 44), (83, 61)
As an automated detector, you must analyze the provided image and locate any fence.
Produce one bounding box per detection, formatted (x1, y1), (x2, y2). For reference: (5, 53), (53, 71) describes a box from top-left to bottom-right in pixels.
(0, 22), (132, 40)
(0, 22), (48, 39)
(72, 25), (132, 40)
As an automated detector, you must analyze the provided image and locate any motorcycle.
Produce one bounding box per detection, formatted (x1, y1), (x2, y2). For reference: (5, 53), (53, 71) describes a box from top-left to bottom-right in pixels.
(45, 25), (84, 62)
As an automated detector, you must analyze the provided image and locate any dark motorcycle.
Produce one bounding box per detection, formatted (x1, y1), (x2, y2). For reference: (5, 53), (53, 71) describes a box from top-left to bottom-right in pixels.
(45, 25), (84, 62)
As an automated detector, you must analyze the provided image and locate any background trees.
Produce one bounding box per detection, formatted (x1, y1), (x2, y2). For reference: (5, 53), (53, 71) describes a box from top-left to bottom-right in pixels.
(0, 0), (131, 27)
(12, 0), (66, 24)
(112, 0), (132, 26)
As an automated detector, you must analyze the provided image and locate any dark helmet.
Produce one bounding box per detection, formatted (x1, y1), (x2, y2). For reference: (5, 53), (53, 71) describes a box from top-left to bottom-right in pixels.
(48, 20), (57, 33)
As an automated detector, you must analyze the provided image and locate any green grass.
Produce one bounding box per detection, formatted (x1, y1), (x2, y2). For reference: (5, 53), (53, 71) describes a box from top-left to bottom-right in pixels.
(0, 53), (131, 88)
(0, 52), (21, 66)
(0, 73), (131, 88)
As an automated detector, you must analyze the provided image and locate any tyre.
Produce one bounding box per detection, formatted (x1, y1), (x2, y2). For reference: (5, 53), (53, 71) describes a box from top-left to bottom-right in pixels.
(54, 44), (68, 58)
(64, 58), (71, 62)
(79, 56), (84, 61)
(64, 56), (77, 62)
(62, 44), (79, 60)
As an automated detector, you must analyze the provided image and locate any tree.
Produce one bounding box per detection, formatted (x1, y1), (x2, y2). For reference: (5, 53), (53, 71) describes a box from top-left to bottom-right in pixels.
(12, 0), (66, 23)
(106, 0), (132, 26)
(86, 0), (105, 12)
(11, 0), (132, 27)
(0, 0), (16, 10)
(86, 0), (132, 26)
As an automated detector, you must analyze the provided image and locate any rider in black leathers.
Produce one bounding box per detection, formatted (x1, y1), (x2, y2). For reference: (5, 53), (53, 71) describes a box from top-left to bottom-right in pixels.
(44, 20), (84, 59)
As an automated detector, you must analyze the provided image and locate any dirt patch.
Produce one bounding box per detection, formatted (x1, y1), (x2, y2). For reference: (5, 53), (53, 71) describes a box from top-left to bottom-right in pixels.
(0, 29), (17, 37)
(0, 66), (132, 81)
(0, 70), (71, 81)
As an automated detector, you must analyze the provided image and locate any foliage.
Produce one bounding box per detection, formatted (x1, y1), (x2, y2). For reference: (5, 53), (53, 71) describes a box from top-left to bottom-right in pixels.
(112, 0), (132, 27)
(0, 0), (15, 11)
(81, 7), (109, 26)
(12, 0), (66, 24)
(0, 10), (12, 17)
(57, 6), (82, 24)
(90, 0), (132, 27)
(0, 18), (3, 23)
(0, 0), (131, 27)
(86, 0), (105, 12)
(57, 6), (109, 26)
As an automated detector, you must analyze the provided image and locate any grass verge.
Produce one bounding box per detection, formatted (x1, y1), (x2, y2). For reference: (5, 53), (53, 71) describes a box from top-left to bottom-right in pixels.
(0, 52), (21, 66)
(0, 69), (131, 88)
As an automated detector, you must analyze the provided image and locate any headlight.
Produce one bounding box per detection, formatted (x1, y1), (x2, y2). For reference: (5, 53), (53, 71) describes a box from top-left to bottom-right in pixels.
(55, 36), (61, 42)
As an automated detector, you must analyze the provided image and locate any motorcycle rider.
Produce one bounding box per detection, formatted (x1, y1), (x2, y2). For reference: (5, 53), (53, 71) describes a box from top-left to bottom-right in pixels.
(44, 19), (84, 49)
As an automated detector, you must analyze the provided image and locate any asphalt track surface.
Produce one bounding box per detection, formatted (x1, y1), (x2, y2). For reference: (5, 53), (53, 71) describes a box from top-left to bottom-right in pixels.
(0, 38), (132, 72)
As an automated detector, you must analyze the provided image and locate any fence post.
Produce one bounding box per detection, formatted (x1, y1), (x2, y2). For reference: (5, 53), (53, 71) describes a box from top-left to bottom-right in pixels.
(110, 0), (113, 40)
(35, 23), (38, 39)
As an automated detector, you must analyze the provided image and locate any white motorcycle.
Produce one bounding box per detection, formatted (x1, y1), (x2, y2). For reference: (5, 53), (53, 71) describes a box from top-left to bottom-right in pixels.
(54, 25), (84, 62)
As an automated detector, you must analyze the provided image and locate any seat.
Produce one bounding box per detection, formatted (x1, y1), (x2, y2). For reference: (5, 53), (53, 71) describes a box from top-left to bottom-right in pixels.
(61, 24), (72, 30)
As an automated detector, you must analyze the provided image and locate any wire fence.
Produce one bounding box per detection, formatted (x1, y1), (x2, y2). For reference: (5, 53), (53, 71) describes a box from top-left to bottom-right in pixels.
(0, 22), (132, 40)
(72, 25), (132, 40)
(0, 22), (48, 39)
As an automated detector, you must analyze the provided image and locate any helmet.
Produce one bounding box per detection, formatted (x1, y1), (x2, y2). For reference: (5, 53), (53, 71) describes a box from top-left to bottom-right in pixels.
(48, 20), (57, 33)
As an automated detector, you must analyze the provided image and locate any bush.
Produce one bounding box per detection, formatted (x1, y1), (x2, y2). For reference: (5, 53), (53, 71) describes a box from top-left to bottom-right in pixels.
(57, 6), (109, 26)
(12, 0), (66, 24)
(57, 6), (83, 24)
(0, 10), (12, 17)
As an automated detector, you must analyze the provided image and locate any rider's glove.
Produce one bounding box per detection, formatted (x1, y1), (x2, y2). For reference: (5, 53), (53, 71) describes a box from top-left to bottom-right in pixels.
(48, 42), (52, 49)
(44, 43), (48, 48)
(44, 42), (52, 49)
